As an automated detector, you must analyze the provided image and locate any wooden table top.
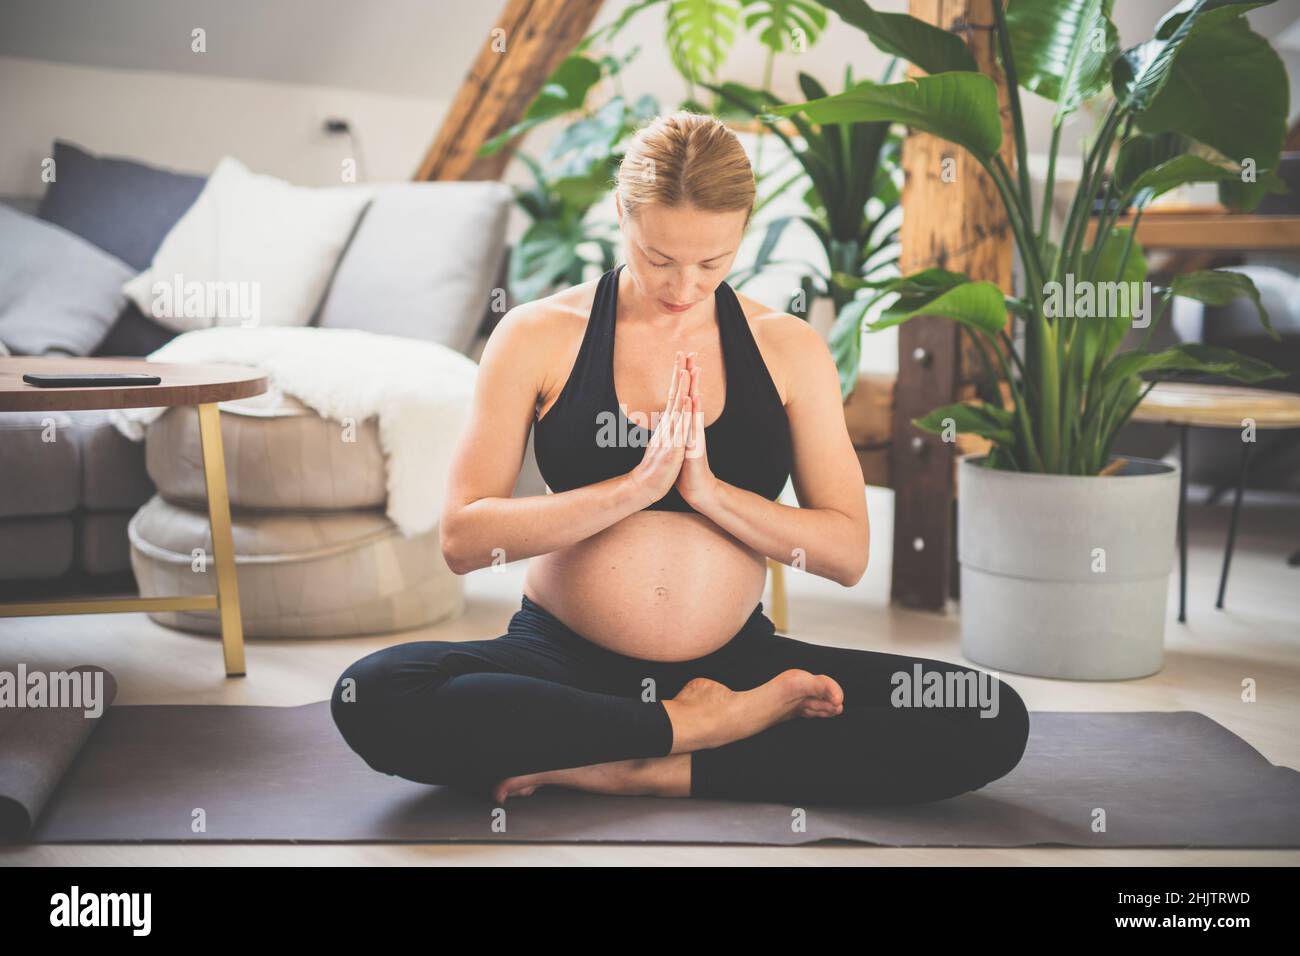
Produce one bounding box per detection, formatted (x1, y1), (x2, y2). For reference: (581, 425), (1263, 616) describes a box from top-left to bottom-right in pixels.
(0, 357), (268, 412)
(1131, 382), (1300, 429)
(1088, 208), (1300, 251)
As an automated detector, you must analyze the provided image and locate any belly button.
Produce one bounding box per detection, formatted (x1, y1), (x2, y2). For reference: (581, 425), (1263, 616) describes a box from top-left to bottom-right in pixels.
(654, 586), (669, 598)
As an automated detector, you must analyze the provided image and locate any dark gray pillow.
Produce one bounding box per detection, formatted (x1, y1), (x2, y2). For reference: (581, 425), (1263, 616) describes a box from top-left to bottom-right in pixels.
(0, 206), (132, 356)
(37, 140), (206, 272)
(92, 302), (178, 357)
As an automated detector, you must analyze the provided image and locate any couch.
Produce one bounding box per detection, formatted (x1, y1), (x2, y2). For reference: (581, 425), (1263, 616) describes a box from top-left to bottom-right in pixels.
(0, 142), (533, 624)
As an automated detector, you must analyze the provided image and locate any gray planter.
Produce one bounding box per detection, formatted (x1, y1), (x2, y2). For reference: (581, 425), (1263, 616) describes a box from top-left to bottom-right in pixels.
(957, 454), (1180, 680)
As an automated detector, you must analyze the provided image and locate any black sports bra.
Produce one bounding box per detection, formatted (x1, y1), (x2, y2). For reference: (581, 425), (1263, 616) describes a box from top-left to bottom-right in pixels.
(533, 264), (793, 513)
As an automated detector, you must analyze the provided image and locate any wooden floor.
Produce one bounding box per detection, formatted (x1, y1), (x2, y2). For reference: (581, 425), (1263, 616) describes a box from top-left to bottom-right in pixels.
(2, 486), (1297, 866)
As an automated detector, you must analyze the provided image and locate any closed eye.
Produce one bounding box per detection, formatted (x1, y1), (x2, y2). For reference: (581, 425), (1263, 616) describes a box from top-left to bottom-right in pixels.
(651, 260), (722, 270)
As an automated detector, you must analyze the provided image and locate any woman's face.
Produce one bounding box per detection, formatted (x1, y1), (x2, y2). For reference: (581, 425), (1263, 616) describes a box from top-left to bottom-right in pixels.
(616, 197), (748, 316)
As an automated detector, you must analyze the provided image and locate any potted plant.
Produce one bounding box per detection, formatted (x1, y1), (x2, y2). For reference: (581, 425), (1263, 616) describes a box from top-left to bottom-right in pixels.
(772, 0), (1290, 679)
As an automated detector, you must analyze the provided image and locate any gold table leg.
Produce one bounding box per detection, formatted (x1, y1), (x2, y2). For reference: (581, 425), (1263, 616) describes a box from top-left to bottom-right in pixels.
(0, 402), (247, 677)
(197, 402), (246, 677)
(768, 558), (788, 634)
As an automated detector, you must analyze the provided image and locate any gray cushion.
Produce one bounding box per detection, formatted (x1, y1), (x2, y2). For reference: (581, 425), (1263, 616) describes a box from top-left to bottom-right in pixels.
(80, 511), (133, 575)
(0, 412), (80, 518)
(0, 196), (41, 217)
(0, 516), (75, 579)
(317, 181), (512, 352)
(66, 410), (154, 511)
(0, 207), (132, 356)
(92, 302), (178, 358)
(36, 140), (206, 272)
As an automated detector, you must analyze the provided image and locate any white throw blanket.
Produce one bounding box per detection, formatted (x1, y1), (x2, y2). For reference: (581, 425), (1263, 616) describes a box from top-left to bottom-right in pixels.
(111, 326), (479, 536)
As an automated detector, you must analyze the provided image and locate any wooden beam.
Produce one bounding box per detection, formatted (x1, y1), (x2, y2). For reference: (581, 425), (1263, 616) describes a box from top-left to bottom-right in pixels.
(414, 0), (604, 182)
(891, 0), (1015, 611)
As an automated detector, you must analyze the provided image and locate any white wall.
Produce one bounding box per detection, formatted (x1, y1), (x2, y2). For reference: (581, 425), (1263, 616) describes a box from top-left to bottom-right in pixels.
(0, 55), (446, 195)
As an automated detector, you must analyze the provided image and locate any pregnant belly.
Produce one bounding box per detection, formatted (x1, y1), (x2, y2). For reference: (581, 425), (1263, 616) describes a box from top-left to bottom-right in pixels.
(523, 511), (768, 661)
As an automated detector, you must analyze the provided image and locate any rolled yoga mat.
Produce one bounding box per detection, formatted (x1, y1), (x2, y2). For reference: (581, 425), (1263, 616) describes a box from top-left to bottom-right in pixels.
(0, 665), (116, 841)
(20, 702), (1300, 846)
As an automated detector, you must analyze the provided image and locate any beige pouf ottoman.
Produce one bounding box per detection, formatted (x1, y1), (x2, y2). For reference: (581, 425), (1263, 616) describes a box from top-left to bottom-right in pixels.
(133, 391), (464, 638)
(129, 495), (463, 638)
(145, 391), (389, 510)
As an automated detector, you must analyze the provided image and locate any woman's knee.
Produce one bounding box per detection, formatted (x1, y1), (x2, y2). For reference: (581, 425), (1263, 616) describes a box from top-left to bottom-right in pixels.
(330, 642), (456, 772)
(975, 676), (1030, 785)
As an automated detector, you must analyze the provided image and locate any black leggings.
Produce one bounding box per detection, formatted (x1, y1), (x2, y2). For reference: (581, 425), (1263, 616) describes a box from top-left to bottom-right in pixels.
(331, 595), (1030, 806)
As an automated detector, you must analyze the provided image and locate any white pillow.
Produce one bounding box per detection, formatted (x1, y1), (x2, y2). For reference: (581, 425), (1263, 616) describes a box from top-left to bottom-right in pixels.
(123, 157), (371, 332)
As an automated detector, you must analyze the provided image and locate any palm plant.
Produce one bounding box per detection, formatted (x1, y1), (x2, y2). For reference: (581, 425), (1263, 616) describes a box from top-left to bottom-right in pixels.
(707, 68), (903, 398)
(771, 0), (1290, 475)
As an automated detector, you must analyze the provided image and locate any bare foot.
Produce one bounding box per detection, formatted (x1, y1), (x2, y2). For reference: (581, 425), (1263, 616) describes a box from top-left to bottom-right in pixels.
(494, 754), (690, 803)
(663, 671), (843, 753)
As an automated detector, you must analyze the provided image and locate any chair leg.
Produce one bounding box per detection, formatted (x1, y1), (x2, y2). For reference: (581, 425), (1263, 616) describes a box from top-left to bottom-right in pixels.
(1177, 425), (1189, 624)
(1216, 437), (1252, 610)
(768, 558), (788, 634)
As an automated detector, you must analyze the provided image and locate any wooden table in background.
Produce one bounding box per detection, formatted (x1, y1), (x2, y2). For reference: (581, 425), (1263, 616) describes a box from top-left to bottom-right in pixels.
(1088, 206), (1300, 252)
(0, 357), (268, 676)
(1132, 382), (1300, 623)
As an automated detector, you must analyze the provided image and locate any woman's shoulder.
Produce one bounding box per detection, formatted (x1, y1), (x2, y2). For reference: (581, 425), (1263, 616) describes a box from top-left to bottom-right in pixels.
(488, 275), (602, 354)
(731, 288), (828, 405)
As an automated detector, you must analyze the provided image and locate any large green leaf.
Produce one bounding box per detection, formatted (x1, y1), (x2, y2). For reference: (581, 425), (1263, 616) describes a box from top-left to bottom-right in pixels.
(479, 56), (603, 156)
(1133, 14), (1288, 172)
(817, 0), (978, 75)
(769, 73), (1002, 160)
(869, 277), (1008, 339)
(1100, 342), (1285, 392)
(1123, 154), (1244, 208)
(1084, 225), (1149, 373)
(829, 296), (870, 398)
(544, 97), (627, 178)
(1112, 0), (1271, 113)
(1219, 169), (1290, 212)
(1114, 133), (1289, 212)
(914, 401), (1016, 446)
(1006, 0), (1119, 123)
(1112, 133), (1185, 191)
(1171, 270), (1278, 340)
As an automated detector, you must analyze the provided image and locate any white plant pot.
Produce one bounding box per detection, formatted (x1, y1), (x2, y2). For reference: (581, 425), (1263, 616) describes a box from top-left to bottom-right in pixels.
(957, 454), (1180, 680)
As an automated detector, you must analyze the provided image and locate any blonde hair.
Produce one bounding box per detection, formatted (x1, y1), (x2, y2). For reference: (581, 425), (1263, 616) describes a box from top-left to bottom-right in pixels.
(616, 110), (755, 229)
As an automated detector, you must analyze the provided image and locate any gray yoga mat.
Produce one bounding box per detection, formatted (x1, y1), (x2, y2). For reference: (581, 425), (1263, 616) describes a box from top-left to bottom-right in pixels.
(19, 701), (1300, 846)
(0, 665), (116, 839)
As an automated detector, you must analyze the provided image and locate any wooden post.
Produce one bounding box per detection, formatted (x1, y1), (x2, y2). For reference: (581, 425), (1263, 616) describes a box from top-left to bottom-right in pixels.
(414, 0), (604, 182)
(891, 0), (1015, 610)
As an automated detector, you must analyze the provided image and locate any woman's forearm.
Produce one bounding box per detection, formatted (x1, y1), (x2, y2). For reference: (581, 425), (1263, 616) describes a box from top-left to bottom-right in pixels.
(688, 478), (869, 587)
(441, 472), (654, 574)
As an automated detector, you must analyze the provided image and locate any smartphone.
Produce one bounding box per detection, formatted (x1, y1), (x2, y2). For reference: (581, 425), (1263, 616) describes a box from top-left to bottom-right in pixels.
(22, 372), (162, 388)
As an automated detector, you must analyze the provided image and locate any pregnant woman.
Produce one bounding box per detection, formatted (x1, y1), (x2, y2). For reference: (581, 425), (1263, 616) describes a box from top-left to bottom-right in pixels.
(331, 111), (1029, 806)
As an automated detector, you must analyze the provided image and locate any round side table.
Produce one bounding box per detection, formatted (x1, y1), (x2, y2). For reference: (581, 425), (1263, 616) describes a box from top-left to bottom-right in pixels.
(1131, 382), (1300, 623)
(0, 357), (268, 676)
